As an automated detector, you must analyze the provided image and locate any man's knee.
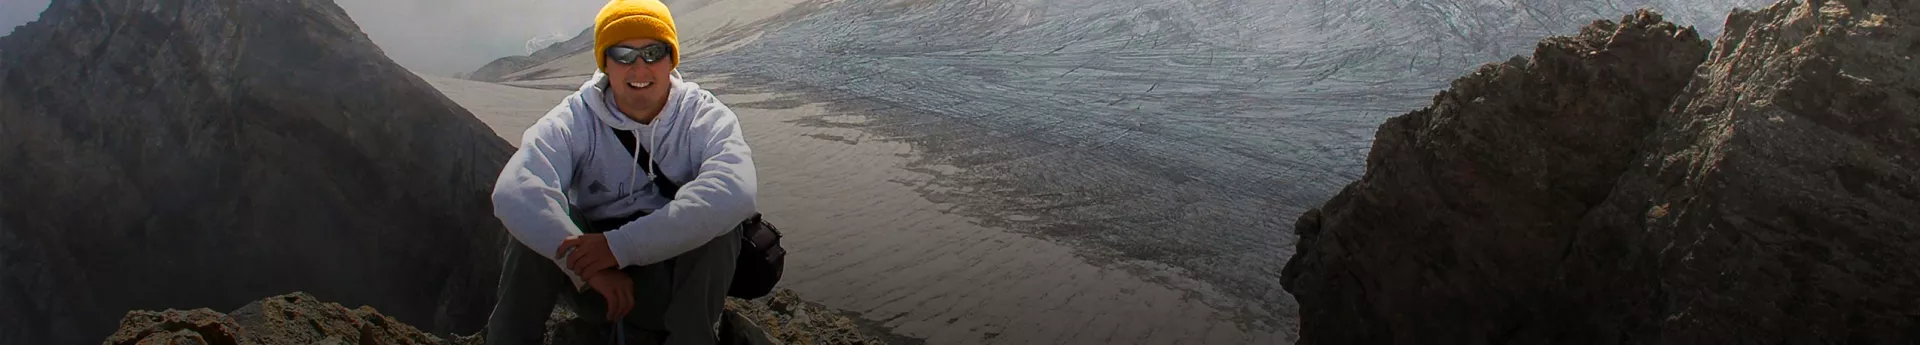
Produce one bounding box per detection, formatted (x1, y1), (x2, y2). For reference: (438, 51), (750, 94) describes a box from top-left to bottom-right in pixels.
(487, 241), (568, 345)
(674, 225), (741, 289)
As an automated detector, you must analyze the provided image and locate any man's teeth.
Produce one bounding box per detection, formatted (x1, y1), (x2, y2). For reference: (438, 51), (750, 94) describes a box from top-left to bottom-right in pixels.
(628, 81), (651, 88)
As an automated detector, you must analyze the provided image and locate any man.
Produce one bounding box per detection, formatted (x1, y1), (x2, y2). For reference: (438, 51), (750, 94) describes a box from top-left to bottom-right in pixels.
(486, 0), (757, 343)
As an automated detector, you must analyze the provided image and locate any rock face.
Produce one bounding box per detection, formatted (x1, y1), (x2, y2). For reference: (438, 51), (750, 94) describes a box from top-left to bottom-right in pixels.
(0, 0), (513, 344)
(102, 291), (885, 345)
(468, 27), (593, 82)
(104, 292), (479, 345)
(1283, 0), (1919, 343)
(723, 289), (885, 345)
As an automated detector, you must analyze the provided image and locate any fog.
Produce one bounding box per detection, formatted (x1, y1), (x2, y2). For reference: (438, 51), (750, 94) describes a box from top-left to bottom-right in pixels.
(1, 0), (49, 37)
(0, 0), (604, 76)
(330, 0), (605, 76)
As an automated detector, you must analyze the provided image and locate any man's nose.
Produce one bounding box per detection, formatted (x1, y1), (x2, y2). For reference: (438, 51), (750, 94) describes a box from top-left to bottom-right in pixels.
(623, 65), (646, 80)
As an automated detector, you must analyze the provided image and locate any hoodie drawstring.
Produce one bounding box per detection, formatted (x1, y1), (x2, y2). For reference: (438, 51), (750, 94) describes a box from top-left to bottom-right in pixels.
(626, 124), (658, 189)
(647, 124), (657, 181)
(629, 129), (643, 187)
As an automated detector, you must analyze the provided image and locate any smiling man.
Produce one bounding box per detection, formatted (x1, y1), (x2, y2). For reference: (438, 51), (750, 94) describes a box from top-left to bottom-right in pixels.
(484, 0), (758, 343)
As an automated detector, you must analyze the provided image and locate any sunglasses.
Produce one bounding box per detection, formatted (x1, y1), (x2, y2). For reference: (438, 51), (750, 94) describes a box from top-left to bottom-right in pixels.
(606, 43), (671, 65)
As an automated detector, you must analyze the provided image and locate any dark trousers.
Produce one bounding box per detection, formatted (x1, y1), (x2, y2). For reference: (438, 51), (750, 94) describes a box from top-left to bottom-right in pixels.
(484, 221), (741, 345)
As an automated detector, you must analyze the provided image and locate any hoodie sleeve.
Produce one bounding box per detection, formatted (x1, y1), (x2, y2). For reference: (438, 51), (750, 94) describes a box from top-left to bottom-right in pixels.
(603, 93), (759, 267)
(491, 104), (591, 290)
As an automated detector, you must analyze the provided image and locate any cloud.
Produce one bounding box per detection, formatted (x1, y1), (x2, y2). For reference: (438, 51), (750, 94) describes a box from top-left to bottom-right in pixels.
(1, 0), (51, 37)
(0, 0), (603, 76)
(332, 0), (605, 76)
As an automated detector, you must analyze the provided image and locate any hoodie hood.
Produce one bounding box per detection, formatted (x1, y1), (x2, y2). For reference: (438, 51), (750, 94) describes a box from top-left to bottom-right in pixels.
(576, 69), (690, 131)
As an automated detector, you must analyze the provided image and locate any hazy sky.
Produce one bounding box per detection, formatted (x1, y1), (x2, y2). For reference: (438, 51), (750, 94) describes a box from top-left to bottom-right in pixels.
(1, 0), (48, 37)
(331, 0), (606, 76)
(0, 0), (605, 76)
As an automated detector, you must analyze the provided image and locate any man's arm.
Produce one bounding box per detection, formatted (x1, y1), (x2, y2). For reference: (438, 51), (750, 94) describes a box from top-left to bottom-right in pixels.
(492, 108), (592, 289)
(602, 96), (759, 268)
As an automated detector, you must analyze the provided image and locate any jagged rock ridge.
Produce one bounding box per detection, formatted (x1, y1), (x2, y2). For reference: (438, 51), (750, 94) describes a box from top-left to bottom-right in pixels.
(1282, 0), (1918, 343)
(0, 0), (514, 343)
(468, 27), (593, 82)
(102, 291), (886, 345)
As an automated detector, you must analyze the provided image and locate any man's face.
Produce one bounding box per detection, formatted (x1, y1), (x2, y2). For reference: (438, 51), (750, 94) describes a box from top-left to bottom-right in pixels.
(605, 38), (674, 120)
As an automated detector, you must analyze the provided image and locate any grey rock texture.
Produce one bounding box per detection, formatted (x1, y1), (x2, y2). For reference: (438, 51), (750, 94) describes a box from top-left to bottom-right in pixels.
(722, 289), (889, 345)
(1283, 0), (1919, 343)
(1282, 10), (1713, 343)
(0, 0), (514, 344)
(102, 290), (883, 345)
(105, 292), (478, 345)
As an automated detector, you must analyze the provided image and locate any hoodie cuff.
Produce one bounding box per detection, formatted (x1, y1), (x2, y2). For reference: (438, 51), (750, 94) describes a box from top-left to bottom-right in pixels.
(553, 257), (589, 291)
(602, 227), (649, 268)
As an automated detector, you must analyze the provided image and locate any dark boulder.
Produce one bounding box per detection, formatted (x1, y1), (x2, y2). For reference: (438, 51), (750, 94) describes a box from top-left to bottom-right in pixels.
(1284, 0), (1919, 342)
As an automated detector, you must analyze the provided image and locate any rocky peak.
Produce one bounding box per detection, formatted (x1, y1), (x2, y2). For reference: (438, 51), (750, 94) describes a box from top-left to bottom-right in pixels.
(468, 27), (593, 82)
(1282, 0), (1918, 342)
(0, 0), (513, 343)
(102, 290), (889, 345)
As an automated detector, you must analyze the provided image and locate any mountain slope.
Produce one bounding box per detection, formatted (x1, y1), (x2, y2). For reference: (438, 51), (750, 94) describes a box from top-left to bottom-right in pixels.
(0, 0), (514, 343)
(1283, 0), (1919, 342)
(469, 27), (593, 82)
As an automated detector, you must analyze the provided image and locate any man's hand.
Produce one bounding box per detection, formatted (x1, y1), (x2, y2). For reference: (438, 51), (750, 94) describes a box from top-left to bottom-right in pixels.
(584, 269), (633, 320)
(557, 233), (618, 275)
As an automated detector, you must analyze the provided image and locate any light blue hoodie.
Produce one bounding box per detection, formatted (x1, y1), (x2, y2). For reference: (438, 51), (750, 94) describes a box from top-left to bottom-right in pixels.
(491, 71), (758, 288)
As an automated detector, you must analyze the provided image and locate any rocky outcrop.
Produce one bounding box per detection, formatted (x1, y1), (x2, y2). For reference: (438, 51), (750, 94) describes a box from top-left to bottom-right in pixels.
(724, 290), (887, 345)
(103, 291), (887, 345)
(0, 0), (513, 344)
(1283, 0), (1919, 343)
(105, 293), (478, 345)
(468, 27), (593, 82)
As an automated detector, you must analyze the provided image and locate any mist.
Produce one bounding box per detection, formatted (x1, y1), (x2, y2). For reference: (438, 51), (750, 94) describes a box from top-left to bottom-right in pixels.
(0, 0), (604, 76)
(1, 0), (49, 37)
(331, 0), (604, 76)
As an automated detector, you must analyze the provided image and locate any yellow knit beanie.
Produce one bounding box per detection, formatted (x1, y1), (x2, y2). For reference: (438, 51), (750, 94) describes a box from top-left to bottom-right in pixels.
(594, 0), (679, 72)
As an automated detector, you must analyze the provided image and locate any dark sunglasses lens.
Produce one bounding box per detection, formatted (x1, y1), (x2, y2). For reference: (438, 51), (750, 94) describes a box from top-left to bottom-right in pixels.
(638, 44), (669, 63)
(606, 46), (641, 65)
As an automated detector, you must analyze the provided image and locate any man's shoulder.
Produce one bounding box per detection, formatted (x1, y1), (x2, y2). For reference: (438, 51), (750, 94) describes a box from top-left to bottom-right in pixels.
(520, 92), (600, 143)
(674, 83), (735, 118)
(540, 92), (599, 126)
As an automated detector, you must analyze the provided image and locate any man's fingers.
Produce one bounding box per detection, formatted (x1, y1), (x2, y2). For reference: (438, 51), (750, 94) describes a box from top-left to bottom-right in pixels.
(554, 238), (579, 257)
(579, 256), (605, 274)
(616, 287), (633, 319)
(574, 255), (609, 275)
(609, 289), (623, 320)
(615, 288), (631, 320)
(569, 254), (593, 273)
(607, 292), (618, 321)
(593, 256), (611, 271)
(599, 285), (621, 320)
(605, 291), (617, 320)
(570, 257), (590, 274)
(588, 256), (612, 273)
